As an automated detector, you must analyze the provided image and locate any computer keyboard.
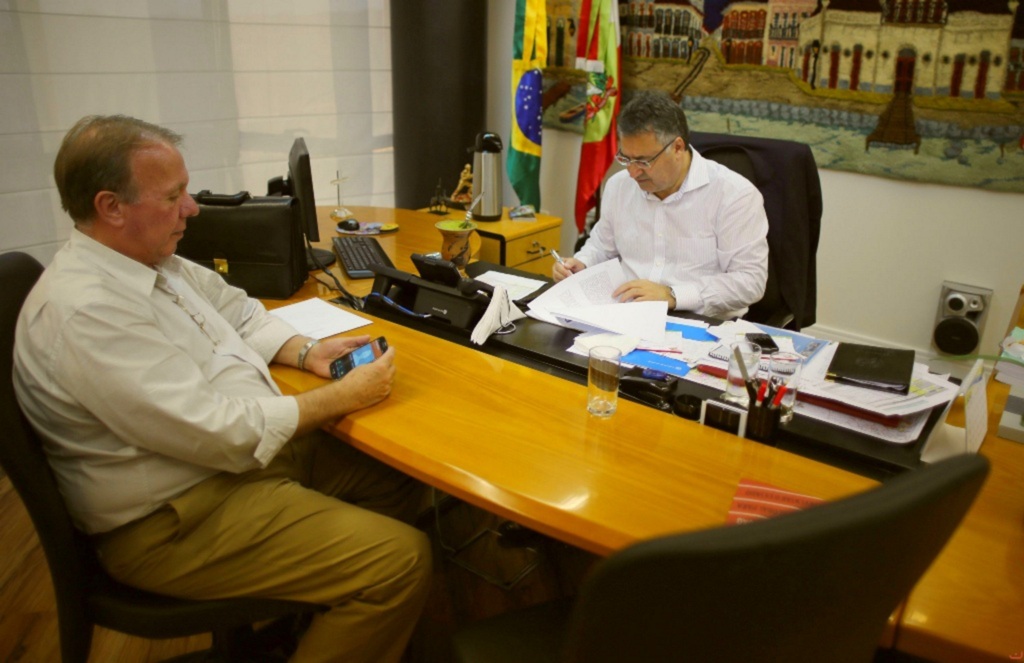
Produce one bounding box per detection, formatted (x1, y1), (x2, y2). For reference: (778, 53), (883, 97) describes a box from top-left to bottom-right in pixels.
(332, 235), (396, 279)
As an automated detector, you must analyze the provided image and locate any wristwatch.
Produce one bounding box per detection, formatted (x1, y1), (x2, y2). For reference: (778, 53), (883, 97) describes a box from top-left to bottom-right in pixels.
(297, 338), (320, 371)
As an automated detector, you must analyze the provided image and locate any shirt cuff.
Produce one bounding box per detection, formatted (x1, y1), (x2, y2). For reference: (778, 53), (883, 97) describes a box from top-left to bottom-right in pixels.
(248, 315), (302, 364)
(252, 396), (300, 467)
(670, 284), (702, 312)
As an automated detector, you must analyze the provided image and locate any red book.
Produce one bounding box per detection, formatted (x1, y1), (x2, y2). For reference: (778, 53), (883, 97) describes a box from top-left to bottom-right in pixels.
(727, 479), (825, 525)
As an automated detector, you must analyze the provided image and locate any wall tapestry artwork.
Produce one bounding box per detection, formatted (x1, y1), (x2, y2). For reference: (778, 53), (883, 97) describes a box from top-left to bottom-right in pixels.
(542, 0), (1024, 194)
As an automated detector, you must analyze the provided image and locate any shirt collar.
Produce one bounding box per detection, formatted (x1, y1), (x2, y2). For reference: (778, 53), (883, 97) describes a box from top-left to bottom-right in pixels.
(643, 146), (710, 204)
(68, 228), (170, 297)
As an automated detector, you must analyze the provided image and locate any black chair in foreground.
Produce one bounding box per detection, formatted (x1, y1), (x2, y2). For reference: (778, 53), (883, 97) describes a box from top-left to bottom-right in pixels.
(452, 453), (988, 663)
(0, 251), (324, 662)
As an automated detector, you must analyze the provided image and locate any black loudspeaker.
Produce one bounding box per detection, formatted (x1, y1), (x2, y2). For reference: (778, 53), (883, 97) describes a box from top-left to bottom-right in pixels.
(932, 281), (992, 355)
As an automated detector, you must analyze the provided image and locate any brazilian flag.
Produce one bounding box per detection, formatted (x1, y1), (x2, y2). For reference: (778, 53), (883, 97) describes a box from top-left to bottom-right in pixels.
(508, 0), (547, 210)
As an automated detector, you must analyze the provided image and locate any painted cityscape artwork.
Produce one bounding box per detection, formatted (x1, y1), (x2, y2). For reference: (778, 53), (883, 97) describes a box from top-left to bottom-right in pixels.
(542, 0), (1024, 193)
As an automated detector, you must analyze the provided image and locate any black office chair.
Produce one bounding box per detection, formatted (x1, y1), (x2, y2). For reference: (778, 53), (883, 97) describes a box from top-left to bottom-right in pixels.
(0, 251), (324, 662)
(690, 132), (823, 331)
(452, 454), (989, 663)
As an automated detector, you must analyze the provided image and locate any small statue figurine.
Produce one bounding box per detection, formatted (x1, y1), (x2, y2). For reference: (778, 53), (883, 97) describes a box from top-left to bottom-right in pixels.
(450, 163), (473, 204)
(428, 178), (448, 215)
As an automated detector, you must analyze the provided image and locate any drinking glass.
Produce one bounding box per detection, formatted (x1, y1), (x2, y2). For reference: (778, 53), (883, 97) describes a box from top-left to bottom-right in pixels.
(588, 346), (621, 417)
(768, 351), (803, 424)
(722, 340), (761, 408)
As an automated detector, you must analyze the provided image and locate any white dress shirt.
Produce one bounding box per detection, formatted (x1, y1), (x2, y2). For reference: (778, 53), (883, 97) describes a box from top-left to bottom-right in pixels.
(574, 148), (769, 319)
(13, 230), (301, 534)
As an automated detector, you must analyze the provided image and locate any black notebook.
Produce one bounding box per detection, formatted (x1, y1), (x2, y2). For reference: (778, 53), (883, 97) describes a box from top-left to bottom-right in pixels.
(825, 343), (915, 395)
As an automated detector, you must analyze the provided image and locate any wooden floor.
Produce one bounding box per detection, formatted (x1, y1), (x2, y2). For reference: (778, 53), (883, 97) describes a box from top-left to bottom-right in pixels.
(0, 476), (596, 662)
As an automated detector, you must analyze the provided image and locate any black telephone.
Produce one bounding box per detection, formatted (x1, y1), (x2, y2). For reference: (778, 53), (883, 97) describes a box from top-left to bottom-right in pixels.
(364, 265), (490, 330)
(411, 253), (462, 287)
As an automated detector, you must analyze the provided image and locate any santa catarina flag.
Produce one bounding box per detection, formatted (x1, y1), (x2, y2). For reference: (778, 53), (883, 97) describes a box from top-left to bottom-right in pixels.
(508, 0), (547, 210)
(574, 0), (620, 233)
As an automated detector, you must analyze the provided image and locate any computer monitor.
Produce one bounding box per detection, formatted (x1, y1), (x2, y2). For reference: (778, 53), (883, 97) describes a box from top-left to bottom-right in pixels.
(267, 137), (336, 269)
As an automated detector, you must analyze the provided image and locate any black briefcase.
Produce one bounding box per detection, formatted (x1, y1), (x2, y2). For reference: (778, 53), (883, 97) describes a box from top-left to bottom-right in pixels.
(176, 190), (307, 299)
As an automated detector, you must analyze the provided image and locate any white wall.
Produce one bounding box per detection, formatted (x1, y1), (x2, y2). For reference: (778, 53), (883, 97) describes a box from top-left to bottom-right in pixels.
(4, 1), (1020, 366)
(486, 2), (1024, 368)
(0, 0), (395, 266)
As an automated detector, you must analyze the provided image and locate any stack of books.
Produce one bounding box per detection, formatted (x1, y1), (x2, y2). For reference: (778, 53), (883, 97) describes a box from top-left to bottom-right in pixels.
(998, 386), (1024, 444)
(995, 326), (1024, 387)
(996, 327), (1024, 444)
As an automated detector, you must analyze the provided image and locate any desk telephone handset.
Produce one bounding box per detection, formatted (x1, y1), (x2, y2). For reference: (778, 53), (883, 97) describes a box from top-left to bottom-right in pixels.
(409, 253), (496, 298)
(365, 264), (491, 330)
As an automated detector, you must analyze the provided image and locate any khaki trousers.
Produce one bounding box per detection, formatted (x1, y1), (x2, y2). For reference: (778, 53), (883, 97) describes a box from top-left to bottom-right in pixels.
(93, 433), (431, 663)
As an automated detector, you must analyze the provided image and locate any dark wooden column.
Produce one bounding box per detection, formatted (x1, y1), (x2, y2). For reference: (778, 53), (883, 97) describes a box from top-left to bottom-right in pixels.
(390, 0), (487, 209)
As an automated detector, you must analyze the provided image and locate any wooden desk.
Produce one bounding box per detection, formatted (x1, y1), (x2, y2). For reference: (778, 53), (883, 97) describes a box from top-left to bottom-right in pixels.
(272, 304), (877, 555)
(468, 210), (561, 276)
(290, 207), (1024, 653)
(893, 373), (1024, 661)
(273, 206), (877, 555)
(418, 207), (563, 276)
(319, 206), (464, 297)
(333, 206), (560, 281)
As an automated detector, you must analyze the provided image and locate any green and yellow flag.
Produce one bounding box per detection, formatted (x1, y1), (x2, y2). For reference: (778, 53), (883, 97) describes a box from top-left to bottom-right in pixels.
(508, 0), (547, 210)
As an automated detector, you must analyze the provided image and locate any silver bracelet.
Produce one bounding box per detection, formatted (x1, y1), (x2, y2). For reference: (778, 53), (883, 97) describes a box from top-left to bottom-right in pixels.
(297, 338), (320, 371)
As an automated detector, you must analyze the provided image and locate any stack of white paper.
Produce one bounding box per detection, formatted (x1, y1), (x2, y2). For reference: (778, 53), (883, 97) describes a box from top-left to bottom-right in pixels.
(527, 260), (668, 343)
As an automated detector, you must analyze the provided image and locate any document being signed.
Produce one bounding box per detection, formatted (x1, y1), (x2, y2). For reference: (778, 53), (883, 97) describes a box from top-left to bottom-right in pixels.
(527, 260), (668, 343)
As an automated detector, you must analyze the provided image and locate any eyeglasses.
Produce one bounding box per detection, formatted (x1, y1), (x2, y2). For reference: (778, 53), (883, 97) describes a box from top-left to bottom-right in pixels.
(615, 138), (678, 169)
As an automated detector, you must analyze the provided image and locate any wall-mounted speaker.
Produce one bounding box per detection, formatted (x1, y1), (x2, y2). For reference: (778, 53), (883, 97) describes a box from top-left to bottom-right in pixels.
(932, 281), (992, 355)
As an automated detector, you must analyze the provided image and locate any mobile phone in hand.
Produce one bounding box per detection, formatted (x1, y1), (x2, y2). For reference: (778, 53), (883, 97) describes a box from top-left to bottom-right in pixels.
(329, 337), (388, 379)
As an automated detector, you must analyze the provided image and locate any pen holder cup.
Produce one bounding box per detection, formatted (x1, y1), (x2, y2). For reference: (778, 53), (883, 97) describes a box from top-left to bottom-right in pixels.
(746, 405), (781, 445)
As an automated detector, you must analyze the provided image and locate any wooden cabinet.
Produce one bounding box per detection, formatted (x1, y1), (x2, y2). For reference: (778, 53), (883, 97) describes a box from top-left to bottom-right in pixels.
(473, 210), (562, 276)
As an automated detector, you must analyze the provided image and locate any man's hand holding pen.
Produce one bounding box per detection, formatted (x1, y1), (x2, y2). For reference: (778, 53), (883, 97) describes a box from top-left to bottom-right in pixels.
(551, 250), (586, 282)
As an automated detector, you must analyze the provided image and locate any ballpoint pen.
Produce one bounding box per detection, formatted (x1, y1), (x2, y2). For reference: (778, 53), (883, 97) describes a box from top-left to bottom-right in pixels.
(770, 385), (788, 409)
(732, 345), (758, 403)
(551, 249), (565, 265)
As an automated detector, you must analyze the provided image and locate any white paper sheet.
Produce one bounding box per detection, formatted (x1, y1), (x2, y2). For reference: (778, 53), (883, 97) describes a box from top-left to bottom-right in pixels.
(528, 259), (626, 323)
(473, 271), (547, 302)
(470, 286), (527, 345)
(269, 298), (371, 339)
(549, 301), (668, 343)
(920, 359), (989, 462)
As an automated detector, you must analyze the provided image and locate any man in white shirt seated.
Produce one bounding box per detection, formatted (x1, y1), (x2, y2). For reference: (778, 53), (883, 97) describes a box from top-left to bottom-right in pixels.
(554, 90), (769, 320)
(13, 115), (430, 663)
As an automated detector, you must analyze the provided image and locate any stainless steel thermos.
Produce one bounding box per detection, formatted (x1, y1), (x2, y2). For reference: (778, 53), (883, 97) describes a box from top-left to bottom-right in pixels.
(471, 132), (503, 221)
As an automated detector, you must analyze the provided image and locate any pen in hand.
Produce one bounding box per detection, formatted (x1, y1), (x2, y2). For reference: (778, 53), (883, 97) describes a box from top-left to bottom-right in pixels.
(551, 249), (565, 265)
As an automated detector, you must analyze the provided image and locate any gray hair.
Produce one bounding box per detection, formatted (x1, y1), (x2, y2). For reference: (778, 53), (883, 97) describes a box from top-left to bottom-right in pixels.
(617, 90), (690, 146)
(54, 115), (183, 223)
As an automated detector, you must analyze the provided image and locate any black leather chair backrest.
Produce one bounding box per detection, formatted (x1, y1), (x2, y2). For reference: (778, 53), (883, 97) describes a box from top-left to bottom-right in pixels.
(560, 454), (988, 663)
(690, 132), (823, 330)
(453, 454), (988, 663)
(694, 142), (790, 328)
(0, 252), (100, 661)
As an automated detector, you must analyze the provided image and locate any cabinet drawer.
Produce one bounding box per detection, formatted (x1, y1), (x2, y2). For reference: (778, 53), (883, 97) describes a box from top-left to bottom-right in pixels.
(505, 227), (561, 267)
(515, 253), (556, 276)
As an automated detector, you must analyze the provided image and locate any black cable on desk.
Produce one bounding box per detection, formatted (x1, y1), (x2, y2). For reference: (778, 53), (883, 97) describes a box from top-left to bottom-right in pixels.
(305, 239), (364, 310)
(363, 292), (431, 319)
